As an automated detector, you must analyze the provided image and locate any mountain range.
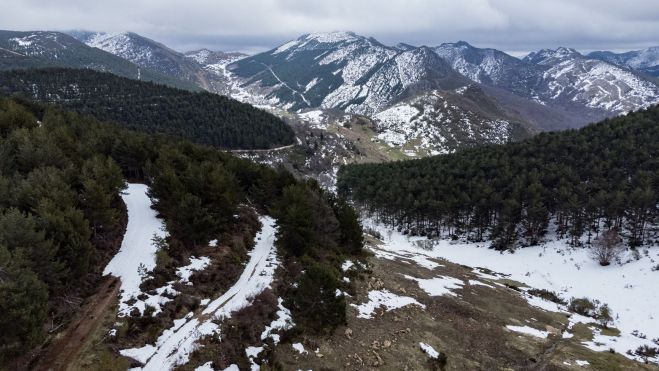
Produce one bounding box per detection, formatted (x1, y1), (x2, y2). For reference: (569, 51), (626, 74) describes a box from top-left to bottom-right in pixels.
(1, 29), (658, 144)
(0, 30), (199, 91)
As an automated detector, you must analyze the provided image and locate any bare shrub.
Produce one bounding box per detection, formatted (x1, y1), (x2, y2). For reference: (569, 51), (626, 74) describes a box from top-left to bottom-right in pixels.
(634, 345), (658, 364)
(591, 228), (624, 266)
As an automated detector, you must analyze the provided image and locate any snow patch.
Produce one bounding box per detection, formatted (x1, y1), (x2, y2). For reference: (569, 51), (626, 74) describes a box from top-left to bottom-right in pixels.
(404, 275), (464, 297)
(260, 298), (294, 344)
(292, 342), (307, 354)
(176, 256), (211, 285)
(506, 325), (550, 338)
(352, 289), (425, 319)
(419, 342), (441, 359)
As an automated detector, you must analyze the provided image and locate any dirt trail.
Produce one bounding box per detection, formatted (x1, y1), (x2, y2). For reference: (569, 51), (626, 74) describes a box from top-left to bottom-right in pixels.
(32, 276), (120, 371)
(228, 143), (295, 153)
(124, 216), (278, 371)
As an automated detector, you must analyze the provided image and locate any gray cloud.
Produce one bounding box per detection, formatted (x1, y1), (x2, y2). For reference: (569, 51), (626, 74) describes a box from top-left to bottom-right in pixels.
(2, 0), (658, 54)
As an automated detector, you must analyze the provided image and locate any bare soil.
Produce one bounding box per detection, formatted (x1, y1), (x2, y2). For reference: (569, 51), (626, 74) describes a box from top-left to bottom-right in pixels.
(31, 276), (121, 371)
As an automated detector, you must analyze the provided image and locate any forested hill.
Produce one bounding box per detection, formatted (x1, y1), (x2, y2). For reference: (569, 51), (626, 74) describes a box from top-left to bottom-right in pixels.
(0, 97), (362, 363)
(338, 105), (659, 249)
(0, 68), (295, 149)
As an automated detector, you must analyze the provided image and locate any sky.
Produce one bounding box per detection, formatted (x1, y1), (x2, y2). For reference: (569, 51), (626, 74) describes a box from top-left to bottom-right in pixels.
(2, 0), (659, 55)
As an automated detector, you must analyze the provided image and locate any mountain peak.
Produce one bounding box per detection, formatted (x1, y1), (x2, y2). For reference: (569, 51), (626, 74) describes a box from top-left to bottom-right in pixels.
(271, 31), (374, 55)
(454, 40), (473, 48)
(395, 42), (417, 51)
(438, 41), (474, 50)
(300, 31), (359, 44)
(524, 47), (582, 64)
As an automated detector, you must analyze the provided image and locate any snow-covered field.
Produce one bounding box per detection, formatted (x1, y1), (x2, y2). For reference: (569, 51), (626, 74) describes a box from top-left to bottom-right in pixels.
(104, 183), (168, 316)
(364, 219), (659, 363)
(121, 216), (280, 370)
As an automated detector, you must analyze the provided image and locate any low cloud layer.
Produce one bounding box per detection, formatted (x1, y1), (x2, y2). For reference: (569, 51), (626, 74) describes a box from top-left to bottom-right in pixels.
(3, 0), (658, 54)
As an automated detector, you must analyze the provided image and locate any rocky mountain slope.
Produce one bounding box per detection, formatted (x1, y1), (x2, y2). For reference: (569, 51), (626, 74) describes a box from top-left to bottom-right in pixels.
(524, 47), (659, 114)
(185, 48), (247, 66)
(434, 41), (543, 98)
(589, 46), (659, 77)
(183, 48), (247, 95)
(71, 31), (222, 91)
(371, 85), (531, 155)
(0, 30), (197, 90)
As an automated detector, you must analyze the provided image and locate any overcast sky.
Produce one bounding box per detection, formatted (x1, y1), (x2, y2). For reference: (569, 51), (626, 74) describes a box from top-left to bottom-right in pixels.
(2, 0), (659, 55)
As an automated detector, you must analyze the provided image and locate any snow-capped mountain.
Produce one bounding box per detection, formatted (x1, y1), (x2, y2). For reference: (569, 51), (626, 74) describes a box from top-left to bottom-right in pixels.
(0, 30), (195, 90)
(435, 41), (659, 117)
(225, 32), (469, 114)
(524, 47), (659, 113)
(589, 46), (659, 77)
(434, 41), (542, 98)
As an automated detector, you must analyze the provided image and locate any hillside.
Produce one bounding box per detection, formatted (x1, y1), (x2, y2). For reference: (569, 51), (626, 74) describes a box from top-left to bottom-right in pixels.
(0, 30), (199, 91)
(338, 104), (659, 249)
(0, 97), (362, 369)
(589, 47), (659, 77)
(70, 31), (226, 92)
(0, 68), (295, 149)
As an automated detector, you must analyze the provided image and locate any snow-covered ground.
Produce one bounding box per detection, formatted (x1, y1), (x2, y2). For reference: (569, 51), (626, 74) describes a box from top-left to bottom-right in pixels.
(419, 342), (441, 359)
(403, 274), (464, 297)
(121, 216), (280, 370)
(364, 219), (659, 363)
(506, 325), (550, 339)
(352, 289), (425, 319)
(104, 183), (168, 316)
(372, 91), (512, 155)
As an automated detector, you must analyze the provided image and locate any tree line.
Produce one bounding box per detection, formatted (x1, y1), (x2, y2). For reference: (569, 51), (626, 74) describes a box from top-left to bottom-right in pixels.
(0, 97), (362, 362)
(0, 68), (295, 149)
(338, 105), (659, 250)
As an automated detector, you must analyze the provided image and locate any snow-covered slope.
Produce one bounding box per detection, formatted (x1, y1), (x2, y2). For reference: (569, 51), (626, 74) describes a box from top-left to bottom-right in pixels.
(436, 42), (659, 117)
(183, 49), (248, 95)
(434, 41), (542, 98)
(365, 218), (659, 364)
(184, 48), (246, 66)
(71, 31), (224, 92)
(226, 32), (468, 114)
(524, 47), (659, 113)
(589, 47), (659, 77)
(373, 88), (521, 155)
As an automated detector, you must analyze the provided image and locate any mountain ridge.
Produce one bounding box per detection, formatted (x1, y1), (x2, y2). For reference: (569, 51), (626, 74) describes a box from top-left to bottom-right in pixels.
(0, 30), (199, 91)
